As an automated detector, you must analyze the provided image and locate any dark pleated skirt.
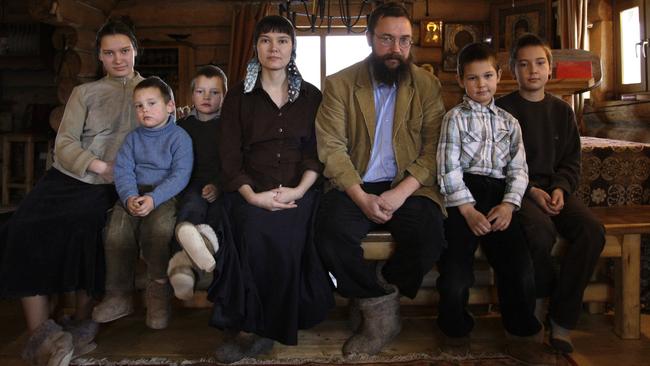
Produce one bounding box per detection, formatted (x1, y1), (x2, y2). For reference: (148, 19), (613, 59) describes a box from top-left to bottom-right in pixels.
(0, 168), (117, 299)
(207, 189), (334, 345)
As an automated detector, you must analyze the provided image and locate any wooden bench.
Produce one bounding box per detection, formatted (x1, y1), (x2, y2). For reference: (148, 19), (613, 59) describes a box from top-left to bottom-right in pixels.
(361, 206), (650, 340)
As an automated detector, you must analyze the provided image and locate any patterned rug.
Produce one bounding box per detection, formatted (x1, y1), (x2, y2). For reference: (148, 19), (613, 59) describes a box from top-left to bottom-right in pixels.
(71, 352), (577, 365)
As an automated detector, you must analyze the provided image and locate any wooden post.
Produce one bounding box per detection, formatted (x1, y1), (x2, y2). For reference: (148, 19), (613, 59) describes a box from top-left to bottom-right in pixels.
(614, 233), (641, 339)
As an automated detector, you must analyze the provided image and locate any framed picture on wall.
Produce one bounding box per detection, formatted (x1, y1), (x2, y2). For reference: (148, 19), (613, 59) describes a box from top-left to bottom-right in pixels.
(490, 0), (552, 51)
(420, 19), (443, 47)
(442, 22), (485, 72)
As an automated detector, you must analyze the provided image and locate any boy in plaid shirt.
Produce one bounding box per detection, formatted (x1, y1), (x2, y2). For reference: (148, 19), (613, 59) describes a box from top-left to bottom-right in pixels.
(436, 42), (552, 364)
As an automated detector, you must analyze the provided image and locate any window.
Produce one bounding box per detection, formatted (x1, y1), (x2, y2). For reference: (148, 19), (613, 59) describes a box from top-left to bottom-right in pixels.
(615, 0), (650, 95)
(295, 34), (371, 89)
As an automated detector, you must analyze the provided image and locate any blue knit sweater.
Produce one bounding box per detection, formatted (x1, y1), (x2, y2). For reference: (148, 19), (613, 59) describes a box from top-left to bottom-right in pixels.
(114, 115), (193, 208)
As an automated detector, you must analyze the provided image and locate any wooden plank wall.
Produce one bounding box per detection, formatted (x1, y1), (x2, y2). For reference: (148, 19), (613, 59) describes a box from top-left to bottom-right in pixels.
(109, 0), (232, 73)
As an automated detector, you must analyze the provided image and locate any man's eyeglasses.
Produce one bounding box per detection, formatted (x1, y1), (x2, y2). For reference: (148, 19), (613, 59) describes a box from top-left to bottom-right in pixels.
(375, 34), (413, 48)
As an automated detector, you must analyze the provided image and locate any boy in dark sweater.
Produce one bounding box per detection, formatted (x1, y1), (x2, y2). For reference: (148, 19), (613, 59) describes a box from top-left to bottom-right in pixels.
(496, 34), (605, 354)
(167, 66), (227, 300)
(93, 76), (193, 330)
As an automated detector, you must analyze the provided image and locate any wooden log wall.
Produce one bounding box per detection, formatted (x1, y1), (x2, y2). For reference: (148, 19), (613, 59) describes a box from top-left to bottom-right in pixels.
(110, 0), (232, 71)
(28, 0), (115, 131)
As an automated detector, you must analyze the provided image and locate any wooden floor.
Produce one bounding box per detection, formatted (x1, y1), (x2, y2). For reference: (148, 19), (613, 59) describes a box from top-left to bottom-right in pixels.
(1, 299), (649, 366)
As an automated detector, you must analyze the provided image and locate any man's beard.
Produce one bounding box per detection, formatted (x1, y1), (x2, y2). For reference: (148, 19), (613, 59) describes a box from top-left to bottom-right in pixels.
(370, 52), (411, 85)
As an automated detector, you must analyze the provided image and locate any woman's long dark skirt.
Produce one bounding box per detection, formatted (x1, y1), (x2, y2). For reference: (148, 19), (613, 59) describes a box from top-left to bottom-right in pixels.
(207, 189), (334, 345)
(0, 168), (117, 299)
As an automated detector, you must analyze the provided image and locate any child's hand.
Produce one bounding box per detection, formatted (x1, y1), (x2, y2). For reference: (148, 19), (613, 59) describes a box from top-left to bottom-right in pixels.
(529, 187), (559, 216)
(458, 203), (491, 236)
(487, 202), (515, 231)
(126, 196), (140, 215)
(548, 188), (565, 214)
(132, 195), (154, 216)
(273, 185), (303, 205)
(202, 184), (218, 203)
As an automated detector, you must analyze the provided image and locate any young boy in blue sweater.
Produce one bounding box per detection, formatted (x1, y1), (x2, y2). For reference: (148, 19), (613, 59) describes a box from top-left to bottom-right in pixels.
(92, 76), (193, 330)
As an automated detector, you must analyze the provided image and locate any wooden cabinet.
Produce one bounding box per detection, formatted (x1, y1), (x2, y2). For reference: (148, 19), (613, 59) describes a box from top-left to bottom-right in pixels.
(136, 41), (195, 107)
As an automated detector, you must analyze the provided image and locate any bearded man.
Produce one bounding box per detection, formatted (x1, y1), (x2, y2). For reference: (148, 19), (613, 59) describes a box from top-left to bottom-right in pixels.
(314, 2), (447, 357)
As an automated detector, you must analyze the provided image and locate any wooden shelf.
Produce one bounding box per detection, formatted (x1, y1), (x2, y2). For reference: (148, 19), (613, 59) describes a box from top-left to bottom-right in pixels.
(136, 41), (195, 107)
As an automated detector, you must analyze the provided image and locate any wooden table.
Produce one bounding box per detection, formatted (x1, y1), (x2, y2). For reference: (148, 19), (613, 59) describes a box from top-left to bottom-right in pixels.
(590, 206), (650, 339)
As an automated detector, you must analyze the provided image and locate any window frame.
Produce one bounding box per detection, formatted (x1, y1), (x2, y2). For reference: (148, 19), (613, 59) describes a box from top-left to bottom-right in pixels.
(295, 27), (370, 88)
(615, 0), (649, 95)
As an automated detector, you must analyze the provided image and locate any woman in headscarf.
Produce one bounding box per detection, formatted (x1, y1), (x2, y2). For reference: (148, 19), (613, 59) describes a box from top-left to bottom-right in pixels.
(176, 15), (334, 363)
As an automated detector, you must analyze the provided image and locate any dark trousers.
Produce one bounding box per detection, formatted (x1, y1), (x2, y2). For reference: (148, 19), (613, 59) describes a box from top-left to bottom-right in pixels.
(519, 193), (605, 329)
(437, 174), (540, 338)
(171, 181), (221, 253)
(315, 182), (446, 299)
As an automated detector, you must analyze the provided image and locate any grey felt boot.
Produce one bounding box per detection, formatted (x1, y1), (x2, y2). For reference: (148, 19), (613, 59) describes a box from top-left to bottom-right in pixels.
(342, 286), (402, 356)
(59, 316), (99, 358)
(348, 298), (361, 331)
(21, 319), (74, 366)
(92, 291), (134, 323)
(145, 280), (172, 330)
(214, 331), (274, 364)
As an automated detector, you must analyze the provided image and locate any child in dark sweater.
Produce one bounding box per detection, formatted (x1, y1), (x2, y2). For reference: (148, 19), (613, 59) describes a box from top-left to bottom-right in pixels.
(92, 76), (193, 329)
(167, 66), (227, 300)
(496, 34), (605, 354)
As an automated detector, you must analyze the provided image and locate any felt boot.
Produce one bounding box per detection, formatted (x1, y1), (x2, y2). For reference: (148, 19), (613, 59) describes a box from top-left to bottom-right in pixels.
(175, 222), (219, 272)
(348, 298), (361, 331)
(167, 251), (196, 301)
(215, 332), (274, 364)
(59, 316), (98, 358)
(21, 319), (74, 366)
(92, 292), (134, 323)
(145, 280), (172, 330)
(342, 286), (402, 356)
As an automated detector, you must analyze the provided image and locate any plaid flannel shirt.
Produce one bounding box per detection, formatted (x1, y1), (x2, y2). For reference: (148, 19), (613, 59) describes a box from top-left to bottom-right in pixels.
(437, 96), (528, 208)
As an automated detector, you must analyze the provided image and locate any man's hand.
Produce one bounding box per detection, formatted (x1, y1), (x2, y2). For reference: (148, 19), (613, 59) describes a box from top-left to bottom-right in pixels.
(486, 202), (515, 231)
(201, 184), (218, 203)
(127, 195), (154, 217)
(378, 188), (408, 216)
(458, 203), (491, 236)
(529, 187), (560, 216)
(355, 192), (392, 224)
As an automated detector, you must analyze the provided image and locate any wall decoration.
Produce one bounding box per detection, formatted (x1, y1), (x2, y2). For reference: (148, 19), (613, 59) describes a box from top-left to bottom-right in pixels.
(420, 19), (443, 47)
(442, 22), (484, 72)
(490, 0), (551, 51)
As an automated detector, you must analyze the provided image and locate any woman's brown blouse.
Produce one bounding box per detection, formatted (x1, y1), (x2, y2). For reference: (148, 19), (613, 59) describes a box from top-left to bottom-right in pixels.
(217, 79), (323, 192)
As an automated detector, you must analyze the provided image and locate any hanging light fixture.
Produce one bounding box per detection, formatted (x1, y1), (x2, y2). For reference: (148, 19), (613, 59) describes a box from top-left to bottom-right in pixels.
(279, 0), (373, 34)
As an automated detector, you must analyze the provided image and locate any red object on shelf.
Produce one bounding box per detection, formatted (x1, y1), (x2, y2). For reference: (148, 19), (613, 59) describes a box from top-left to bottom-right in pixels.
(555, 61), (593, 79)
